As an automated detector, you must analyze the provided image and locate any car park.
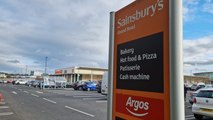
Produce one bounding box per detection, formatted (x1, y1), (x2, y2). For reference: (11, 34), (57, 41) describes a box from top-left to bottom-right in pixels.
(192, 88), (213, 119)
(82, 82), (97, 91)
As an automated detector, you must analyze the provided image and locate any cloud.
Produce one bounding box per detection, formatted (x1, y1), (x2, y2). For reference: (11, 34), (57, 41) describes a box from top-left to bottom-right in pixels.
(203, 0), (213, 14)
(7, 60), (20, 64)
(183, 35), (213, 74)
(0, 0), (134, 73)
(183, 0), (199, 21)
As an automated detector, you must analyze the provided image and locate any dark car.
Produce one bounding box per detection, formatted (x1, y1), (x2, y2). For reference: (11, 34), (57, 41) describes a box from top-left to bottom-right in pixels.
(26, 80), (35, 87)
(82, 82), (97, 91)
(32, 80), (40, 88)
(191, 84), (205, 91)
(96, 81), (102, 93)
(72, 81), (86, 90)
(12, 80), (16, 85)
(7, 79), (13, 83)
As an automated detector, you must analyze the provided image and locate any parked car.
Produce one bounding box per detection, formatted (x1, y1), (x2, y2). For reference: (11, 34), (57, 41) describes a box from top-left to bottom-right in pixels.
(189, 89), (203, 105)
(101, 72), (108, 95)
(15, 79), (27, 85)
(205, 84), (213, 88)
(191, 83), (205, 91)
(96, 81), (102, 93)
(26, 80), (35, 87)
(192, 88), (213, 119)
(7, 79), (13, 83)
(12, 80), (16, 85)
(72, 81), (86, 90)
(32, 80), (40, 87)
(82, 82), (97, 91)
(185, 83), (193, 90)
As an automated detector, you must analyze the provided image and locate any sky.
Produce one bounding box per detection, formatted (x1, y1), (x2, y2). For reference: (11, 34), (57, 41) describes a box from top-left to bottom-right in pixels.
(0, 0), (212, 75)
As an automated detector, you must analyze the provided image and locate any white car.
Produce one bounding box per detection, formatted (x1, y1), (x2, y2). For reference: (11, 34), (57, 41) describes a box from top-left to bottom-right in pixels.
(192, 88), (213, 119)
(15, 79), (27, 85)
(101, 71), (108, 95)
(205, 84), (213, 88)
(189, 89), (203, 105)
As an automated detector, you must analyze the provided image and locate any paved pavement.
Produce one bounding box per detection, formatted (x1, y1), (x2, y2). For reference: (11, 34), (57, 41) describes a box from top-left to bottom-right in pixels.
(0, 83), (107, 120)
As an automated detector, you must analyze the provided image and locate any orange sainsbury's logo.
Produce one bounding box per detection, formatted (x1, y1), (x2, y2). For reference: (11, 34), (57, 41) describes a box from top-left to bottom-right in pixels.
(125, 97), (149, 117)
(117, 0), (164, 29)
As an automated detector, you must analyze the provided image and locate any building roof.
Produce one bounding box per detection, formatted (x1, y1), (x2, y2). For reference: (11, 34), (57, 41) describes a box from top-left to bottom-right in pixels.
(194, 72), (213, 75)
(57, 66), (108, 71)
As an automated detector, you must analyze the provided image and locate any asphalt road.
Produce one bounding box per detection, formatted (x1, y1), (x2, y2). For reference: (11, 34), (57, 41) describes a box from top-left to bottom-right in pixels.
(0, 84), (107, 120)
(1, 84), (213, 120)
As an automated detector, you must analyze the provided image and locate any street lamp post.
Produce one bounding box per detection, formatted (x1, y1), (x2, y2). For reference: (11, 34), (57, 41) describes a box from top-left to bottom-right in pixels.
(45, 56), (48, 75)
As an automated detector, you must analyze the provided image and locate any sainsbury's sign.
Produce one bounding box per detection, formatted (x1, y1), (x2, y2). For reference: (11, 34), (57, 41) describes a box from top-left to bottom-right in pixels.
(117, 0), (164, 28)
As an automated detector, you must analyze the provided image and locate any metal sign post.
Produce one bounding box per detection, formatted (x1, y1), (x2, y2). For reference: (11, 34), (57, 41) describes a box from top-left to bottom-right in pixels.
(170, 0), (184, 119)
(108, 12), (115, 120)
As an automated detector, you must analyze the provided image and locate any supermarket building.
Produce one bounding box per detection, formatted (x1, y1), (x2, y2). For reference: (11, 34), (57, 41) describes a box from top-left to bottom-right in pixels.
(51, 66), (108, 84)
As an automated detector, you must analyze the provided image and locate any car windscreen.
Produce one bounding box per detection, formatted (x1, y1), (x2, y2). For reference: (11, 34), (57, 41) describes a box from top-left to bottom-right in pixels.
(196, 90), (213, 98)
(198, 85), (205, 88)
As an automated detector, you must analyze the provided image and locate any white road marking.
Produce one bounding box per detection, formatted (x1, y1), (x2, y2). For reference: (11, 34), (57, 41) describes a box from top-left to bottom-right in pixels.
(43, 98), (56, 104)
(185, 118), (195, 120)
(65, 106), (95, 117)
(24, 91), (29, 94)
(185, 115), (194, 118)
(83, 98), (103, 100)
(185, 115), (195, 120)
(36, 91), (43, 94)
(31, 94), (39, 97)
(12, 91), (17, 95)
(0, 112), (14, 116)
(186, 105), (192, 108)
(0, 102), (6, 105)
(73, 95), (103, 98)
(96, 100), (107, 103)
(0, 106), (9, 109)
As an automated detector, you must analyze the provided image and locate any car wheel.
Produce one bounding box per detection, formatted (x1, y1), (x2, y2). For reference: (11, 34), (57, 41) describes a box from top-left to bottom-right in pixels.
(87, 88), (91, 91)
(194, 114), (203, 120)
(98, 90), (101, 93)
(79, 87), (82, 90)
